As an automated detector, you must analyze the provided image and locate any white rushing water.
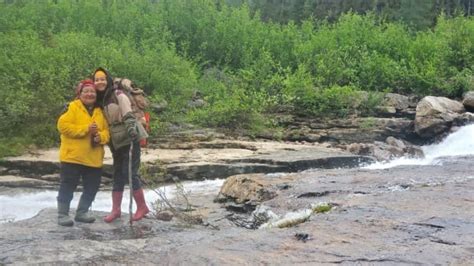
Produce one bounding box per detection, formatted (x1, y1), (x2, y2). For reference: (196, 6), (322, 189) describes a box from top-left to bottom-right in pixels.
(364, 124), (474, 169)
(0, 179), (224, 223)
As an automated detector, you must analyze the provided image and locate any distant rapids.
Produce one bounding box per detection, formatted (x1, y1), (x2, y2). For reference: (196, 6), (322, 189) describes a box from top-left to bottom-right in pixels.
(364, 124), (474, 169)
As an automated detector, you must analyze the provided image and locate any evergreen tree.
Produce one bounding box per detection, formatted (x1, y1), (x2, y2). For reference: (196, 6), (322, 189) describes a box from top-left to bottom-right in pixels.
(399, 0), (435, 29)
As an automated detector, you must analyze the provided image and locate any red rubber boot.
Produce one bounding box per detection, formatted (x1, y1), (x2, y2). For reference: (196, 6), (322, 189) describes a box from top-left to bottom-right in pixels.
(132, 188), (150, 221)
(104, 191), (123, 223)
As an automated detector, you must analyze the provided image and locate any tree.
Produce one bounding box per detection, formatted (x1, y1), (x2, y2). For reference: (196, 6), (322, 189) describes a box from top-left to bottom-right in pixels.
(399, 0), (435, 29)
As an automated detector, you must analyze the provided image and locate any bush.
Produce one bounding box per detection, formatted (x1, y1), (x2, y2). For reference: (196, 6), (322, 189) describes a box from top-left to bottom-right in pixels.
(187, 73), (267, 132)
(284, 80), (382, 118)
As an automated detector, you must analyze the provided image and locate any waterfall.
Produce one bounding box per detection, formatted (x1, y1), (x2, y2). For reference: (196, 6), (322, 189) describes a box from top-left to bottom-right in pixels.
(364, 124), (474, 169)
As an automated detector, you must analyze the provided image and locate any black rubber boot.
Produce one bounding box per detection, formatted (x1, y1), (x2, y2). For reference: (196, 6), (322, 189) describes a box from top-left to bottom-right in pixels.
(74, 198), (95, 223)
(58, 202), (74, 227)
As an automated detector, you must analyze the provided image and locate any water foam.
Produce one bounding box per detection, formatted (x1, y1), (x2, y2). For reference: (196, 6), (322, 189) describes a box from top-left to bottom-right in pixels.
(364, 124), (474, 169)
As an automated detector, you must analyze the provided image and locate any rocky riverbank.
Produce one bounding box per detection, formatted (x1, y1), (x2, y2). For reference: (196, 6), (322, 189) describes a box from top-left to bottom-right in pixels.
(0, 139), (372, 188)
(1, 93), (474, 264)
(2, 93), (474, 187)
(1, 154), (473, 264)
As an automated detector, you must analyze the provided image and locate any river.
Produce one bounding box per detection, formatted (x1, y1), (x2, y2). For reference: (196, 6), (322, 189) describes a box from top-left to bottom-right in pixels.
(0, 179), (224, 223)
(1, 124), (473, 223)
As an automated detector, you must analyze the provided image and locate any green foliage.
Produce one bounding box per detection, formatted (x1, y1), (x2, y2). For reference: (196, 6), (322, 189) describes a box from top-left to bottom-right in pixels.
(0, 1), (473, 157)
(311, 86), (367, 117)
(0, 1), (197, 153)
(359, 91), (385, 117)
(0, 31), (67, 136)
(184, 66), (272, 134)
(283, 72), (383, 118)
(0, 137), (31, 158)
(433, 14), (474, 96)
(187, 80), (267, 132)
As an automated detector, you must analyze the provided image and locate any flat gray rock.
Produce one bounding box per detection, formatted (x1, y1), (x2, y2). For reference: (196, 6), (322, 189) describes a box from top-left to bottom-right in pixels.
(1, 155), (473, 264)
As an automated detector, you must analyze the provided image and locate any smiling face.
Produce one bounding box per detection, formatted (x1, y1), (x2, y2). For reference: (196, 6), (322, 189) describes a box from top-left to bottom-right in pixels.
(94, 75), (107, 92)
(79, 85), (97, 106)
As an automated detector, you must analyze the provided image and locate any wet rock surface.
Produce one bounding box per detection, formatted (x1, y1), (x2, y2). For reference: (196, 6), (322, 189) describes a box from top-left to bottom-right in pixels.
(0, 140), (373, 187)
(1, 155), (473, 264)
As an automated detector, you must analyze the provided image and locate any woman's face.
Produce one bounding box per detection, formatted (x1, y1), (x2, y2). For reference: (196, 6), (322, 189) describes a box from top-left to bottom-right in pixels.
(94, 75), (107, 92)
(79, 85), (97, 106)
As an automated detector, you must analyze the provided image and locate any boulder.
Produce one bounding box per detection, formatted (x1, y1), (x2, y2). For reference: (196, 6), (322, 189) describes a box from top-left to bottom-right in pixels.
(187, 99), (207, 109)
(346, 137), (423, 161)
(377, 93), (418, 118)
(151, 100), (168, 114)
(155, 210), (174, 221)
(384, 93), (413, 110)
(462, 91), (474, 111)
(215, 173), (298, 204)
(386, 136), (406, 150)
(414, 96), (465, 138)
(405, 145), (424, 158)
(347, 142), (393, 161)
(453, 112), (474, 127)
(371, 145), (395, 161)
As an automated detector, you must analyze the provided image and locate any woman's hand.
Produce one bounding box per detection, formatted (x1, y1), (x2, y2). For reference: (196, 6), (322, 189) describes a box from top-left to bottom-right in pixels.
(89, 122), (98, 135)
(93, 133), (101, 144)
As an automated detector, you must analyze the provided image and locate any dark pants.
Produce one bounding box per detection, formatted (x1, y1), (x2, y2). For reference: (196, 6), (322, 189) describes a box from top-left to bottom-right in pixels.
(57, 162), (102, 205)
(111, 140), (142, 192)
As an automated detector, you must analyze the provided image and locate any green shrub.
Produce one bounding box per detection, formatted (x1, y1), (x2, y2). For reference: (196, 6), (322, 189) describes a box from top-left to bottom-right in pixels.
(285, 82), (381, 118)
(187, 74), (267, 132)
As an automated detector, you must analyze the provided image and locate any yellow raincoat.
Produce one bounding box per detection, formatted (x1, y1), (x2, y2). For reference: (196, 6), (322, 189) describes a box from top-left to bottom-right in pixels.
(58, 99), (110, 168)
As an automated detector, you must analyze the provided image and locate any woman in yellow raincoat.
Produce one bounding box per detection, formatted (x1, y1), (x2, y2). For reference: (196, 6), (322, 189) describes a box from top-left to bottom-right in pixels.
(56, 79), (109, 226)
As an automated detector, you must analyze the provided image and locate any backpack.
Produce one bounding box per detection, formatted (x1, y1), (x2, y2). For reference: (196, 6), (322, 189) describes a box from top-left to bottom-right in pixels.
(112, 78), (151, 147)
(113, 78), (149, 121)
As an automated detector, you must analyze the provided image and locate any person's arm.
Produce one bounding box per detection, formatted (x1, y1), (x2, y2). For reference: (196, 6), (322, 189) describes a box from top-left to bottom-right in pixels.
(116, 93), (138, 139)
(57, 104), (89, 138)
(116, 93), (133, 116)
(97, 117), (110, 145)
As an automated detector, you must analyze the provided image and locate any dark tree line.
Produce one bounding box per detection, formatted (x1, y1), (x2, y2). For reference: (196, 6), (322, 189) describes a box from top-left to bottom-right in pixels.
(227, 0), (473, 28)
(4, 0), (473, 28)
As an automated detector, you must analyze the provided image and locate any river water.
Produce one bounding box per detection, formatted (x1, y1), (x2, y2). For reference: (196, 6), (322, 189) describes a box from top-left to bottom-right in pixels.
(1, 124), (473, 223)
(0, 179), (224, 223)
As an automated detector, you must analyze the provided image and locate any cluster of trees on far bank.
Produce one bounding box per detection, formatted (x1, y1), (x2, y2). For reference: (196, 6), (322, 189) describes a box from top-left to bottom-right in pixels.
(231, 0), (473, 28)
(0, 0), (473, 156)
